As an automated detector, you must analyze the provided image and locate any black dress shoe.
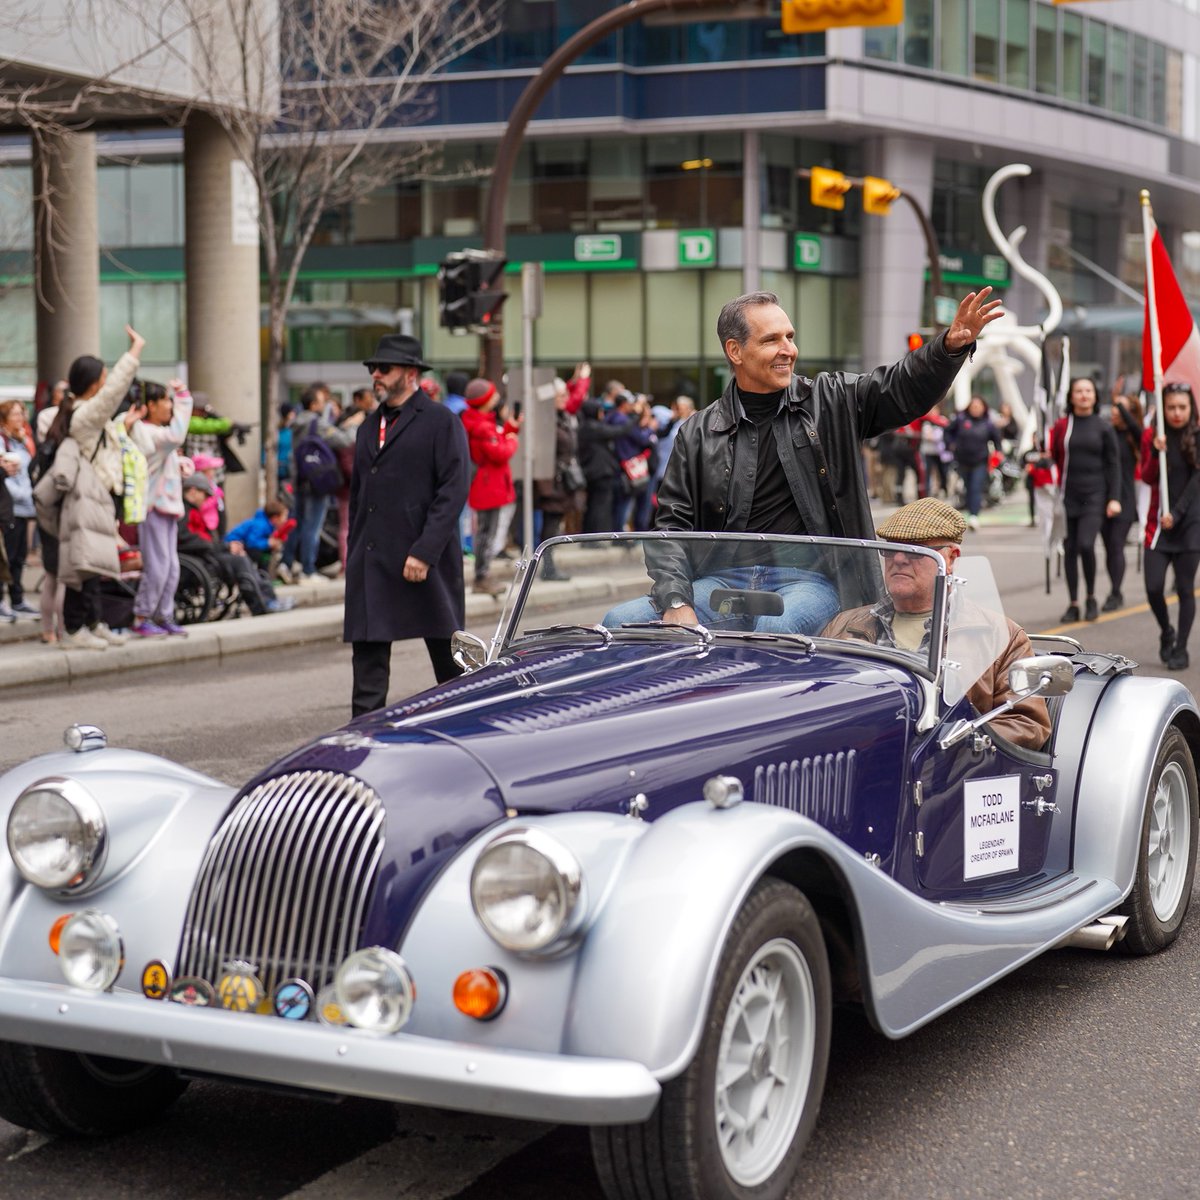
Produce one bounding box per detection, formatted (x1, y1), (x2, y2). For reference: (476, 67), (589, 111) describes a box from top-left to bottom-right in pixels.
(1168, 648), (1190, 671)
(1160, 626), (1176, 664)
(1101, 592), (1123, 612)
(1060, 604), (1080, 624)
(1084, 597), (1099, 621)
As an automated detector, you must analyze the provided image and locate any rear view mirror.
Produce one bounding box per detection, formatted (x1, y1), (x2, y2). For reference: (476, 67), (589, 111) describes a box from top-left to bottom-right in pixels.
(1008, 655), (1074, 698)
(708, 589), (785, 618)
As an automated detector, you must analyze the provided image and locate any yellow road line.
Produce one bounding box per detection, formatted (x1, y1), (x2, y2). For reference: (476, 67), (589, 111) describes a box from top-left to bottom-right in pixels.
(1038, 594), (1185, 636)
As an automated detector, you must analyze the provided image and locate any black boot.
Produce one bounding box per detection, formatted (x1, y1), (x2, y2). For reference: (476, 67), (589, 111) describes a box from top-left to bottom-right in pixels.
(1084, 596), (1099, 622)
(1160, 625), (1176, 664)
(1168, 647), (1190, 671)
(1101, 592), (1123, 612)
(1060, 603), (1080, 624)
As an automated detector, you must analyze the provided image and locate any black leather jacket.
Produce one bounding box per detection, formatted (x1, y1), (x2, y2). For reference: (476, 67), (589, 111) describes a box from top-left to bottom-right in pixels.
(647, 332), (970, 611)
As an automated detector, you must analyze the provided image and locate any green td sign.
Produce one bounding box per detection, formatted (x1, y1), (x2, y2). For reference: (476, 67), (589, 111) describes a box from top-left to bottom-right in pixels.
(575, 234), (622, 263)
(678, 229), (716, 267)
(794, 233), (823, 271)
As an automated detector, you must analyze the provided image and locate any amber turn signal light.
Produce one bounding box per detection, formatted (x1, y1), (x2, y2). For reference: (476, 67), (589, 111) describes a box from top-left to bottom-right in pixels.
(452, 967), (507, 1021)
(48, 913), (73, 955)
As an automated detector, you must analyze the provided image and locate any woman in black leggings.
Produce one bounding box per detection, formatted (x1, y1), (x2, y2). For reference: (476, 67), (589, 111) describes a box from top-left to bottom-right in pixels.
(1141, 382), (1200, 671)
(1050, 377), (1121, 623)
(1101, 387), (1143, 611)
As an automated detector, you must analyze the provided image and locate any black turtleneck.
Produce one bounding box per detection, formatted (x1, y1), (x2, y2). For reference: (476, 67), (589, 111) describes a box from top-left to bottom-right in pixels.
(738, 387), (805, 535)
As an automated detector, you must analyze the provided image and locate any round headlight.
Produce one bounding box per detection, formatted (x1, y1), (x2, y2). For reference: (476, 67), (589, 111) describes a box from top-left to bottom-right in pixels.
(58, 909), (123, 991)
(7, 778), (106, 891)
(334, 948), (415, 1034)
(470, 828), (583, 953)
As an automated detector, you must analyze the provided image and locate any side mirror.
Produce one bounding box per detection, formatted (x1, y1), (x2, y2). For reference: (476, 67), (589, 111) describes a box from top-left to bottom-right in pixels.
(1008, 655), (1074, 698)
(451, 630), (488, 672)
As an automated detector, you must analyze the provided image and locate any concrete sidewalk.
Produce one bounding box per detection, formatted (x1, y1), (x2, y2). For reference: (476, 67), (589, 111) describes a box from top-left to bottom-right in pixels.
(2, 556), (651, 689)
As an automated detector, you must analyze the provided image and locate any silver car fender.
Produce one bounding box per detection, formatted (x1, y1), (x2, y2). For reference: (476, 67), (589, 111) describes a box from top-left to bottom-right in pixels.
(1069, 674), (1200, 893)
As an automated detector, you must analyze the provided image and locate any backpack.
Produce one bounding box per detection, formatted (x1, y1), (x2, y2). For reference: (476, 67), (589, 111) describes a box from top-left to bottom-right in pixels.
(27, 438), (58, 488)
(294, 428), (343, 495)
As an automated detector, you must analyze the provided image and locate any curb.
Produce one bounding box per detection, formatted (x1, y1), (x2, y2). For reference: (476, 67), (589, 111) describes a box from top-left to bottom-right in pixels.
(6, 568), (651, 690)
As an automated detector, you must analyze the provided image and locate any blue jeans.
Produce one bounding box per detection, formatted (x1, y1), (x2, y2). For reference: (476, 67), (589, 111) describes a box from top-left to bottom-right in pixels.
(286, 490), (330, 576)
(961, 462), (988, 518)
(603, 566), (840, 635)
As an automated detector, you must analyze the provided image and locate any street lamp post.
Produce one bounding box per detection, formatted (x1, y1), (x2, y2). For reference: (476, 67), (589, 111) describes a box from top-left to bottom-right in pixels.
(481, 0), (724, 383)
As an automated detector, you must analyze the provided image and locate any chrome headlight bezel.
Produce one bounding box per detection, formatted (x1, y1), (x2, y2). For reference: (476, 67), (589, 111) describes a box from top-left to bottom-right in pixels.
(469, 827), (585, 954)
(334, 947), (416, 1034)
(6, 776), (107, 892)
(58, 909), (124, 991)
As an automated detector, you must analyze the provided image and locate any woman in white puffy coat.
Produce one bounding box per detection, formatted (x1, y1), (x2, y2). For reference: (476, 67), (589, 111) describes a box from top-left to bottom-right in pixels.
(36, 325), (143, 650)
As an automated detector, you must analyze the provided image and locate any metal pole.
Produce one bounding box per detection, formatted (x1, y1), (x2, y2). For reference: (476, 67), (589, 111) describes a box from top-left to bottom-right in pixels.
(482, 0), (719, 382)
(521, 269), (536, 556)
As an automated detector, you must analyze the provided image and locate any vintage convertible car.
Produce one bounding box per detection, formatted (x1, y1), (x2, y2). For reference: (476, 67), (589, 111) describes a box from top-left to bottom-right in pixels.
(0, 532), (1196, 1200)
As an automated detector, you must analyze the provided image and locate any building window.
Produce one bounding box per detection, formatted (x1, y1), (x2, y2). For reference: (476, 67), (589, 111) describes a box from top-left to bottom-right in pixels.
(1085, 20), (1106, 108)
(1108, 26), (1128, 115)
(938, 0), (968, 76)
(1130, 34), (1150, 121)
(1004, 0), (1030, 89)
(1060, 11), (1083, 104)
(972, 0), (1001, 84)
(903, 0), (934, 69)
(1034, 3), (1057, 96)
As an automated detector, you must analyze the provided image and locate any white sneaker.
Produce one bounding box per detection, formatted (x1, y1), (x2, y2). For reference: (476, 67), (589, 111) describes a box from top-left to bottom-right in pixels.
(967, 515), (980, 531)
(302, 573), (331, 585)
(276, 563), (295, 585)
(59, 626), (108, 651)
(0, 602), (15, 623)
(92, 622), (128, 646)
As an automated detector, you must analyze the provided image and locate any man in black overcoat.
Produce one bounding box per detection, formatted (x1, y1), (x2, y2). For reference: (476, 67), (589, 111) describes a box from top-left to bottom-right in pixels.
(344, 334), (470, 716)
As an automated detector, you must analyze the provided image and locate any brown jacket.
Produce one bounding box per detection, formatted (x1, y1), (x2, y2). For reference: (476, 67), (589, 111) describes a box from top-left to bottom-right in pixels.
(822, 606), (1052, 750)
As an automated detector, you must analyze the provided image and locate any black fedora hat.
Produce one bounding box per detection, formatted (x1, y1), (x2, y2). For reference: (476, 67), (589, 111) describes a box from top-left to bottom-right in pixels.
(364, 333), (431, 372)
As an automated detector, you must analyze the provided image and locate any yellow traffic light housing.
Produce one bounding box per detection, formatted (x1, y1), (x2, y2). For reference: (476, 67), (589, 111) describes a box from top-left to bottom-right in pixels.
(783, 0), (904, 34)
(863, 175), (901, 215)
(810, 167), (851, 211)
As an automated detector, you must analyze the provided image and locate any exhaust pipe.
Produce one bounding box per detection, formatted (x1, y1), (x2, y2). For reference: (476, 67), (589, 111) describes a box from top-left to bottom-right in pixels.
(1057, 913), (1129, 952)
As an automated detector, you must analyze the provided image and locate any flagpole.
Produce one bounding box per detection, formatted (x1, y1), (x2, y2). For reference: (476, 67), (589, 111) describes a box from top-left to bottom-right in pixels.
(1142, 189), (1170, 513)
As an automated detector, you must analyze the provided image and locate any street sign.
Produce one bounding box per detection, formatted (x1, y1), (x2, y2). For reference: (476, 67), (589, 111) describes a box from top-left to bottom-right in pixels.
(574, 234), (622, 263)
(678, 229), (716, 267)
(508, 366), (557, 485)
(794, 233), (823, 271)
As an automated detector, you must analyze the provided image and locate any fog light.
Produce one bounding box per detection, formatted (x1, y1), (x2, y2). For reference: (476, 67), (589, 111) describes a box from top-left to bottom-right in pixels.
(58, 910), (123, 991)
(334, 948), (415, 1034)
(453, 967), (507, 1021)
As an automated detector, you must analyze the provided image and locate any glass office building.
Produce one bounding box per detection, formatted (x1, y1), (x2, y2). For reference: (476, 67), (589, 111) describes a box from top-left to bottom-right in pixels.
(1, 0), (1197, 404)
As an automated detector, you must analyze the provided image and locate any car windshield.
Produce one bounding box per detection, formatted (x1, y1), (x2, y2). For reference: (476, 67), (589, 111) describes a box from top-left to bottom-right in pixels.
(495, 533), (1011, 700)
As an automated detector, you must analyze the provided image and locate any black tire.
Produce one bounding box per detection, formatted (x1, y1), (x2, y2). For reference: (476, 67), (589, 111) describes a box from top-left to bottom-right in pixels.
(175, 555), (215, 625)
(591, 878), (831, 1200)
(1118, 726), (1199, 955)
(0, 1042), (187, 1136)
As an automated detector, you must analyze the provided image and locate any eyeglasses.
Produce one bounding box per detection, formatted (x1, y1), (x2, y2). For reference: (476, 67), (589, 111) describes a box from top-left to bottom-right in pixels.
(880, 544), (955, 559)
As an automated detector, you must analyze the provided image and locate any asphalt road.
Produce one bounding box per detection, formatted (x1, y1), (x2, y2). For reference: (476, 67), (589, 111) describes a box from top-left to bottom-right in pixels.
(1, 510), (1198, 1199)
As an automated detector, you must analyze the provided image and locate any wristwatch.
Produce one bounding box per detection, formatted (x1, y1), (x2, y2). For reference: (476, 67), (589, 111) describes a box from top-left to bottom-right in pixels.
(666, 596), (688, 611)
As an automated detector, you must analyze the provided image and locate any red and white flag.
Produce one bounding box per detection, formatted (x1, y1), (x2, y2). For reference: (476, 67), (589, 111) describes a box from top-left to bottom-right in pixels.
(1142, 220), (1200, 394)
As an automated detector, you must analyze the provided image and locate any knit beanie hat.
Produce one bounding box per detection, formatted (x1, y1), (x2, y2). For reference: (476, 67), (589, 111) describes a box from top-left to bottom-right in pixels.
(465, 379), (497, 409)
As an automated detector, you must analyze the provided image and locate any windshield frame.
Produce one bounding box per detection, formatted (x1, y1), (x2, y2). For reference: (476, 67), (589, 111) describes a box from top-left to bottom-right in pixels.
(495, 532), (957, 680)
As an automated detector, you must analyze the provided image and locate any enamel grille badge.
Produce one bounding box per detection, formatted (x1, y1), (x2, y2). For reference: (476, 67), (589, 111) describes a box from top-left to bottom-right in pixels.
(216, 968), (265, 1013)
(170, 976), (216, 1007)
(141, 960), (171, 1001)
(273, 980), (314, 1021)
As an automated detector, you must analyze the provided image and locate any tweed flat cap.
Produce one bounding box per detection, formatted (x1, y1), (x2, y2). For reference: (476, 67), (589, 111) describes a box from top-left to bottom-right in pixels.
(876, 497), (967, 544)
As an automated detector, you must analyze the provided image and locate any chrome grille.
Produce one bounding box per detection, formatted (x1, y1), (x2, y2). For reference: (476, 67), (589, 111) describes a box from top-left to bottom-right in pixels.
(177, 771), (385, 995)
(753, 751), (856, 829)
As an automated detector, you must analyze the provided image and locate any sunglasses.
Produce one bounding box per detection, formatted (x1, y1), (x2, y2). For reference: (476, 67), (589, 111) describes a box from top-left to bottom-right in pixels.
(880, 543), (956, 559)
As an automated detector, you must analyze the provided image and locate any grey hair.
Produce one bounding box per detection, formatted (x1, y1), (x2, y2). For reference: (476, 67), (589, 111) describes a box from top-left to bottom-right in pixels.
(716, 291), (780, 360)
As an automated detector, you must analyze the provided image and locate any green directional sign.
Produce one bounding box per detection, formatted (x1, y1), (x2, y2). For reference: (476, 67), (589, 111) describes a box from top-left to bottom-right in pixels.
(575, 234), (623, 263)
(678, 229), (716, 267)
(794, 233), (823, 271)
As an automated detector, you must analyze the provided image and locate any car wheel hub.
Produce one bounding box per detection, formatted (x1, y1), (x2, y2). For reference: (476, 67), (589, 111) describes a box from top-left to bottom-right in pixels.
(1148, 761), (1191, 922)
(714, 936), (815, 1188)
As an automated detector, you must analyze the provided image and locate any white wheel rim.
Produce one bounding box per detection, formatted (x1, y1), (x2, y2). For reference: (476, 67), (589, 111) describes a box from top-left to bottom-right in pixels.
(1148, 760), (1192, 923)
(714, 936), (816, 1187)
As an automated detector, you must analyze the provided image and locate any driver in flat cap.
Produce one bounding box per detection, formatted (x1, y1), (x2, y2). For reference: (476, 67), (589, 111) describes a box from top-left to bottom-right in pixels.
(822, 497), (1051, 750)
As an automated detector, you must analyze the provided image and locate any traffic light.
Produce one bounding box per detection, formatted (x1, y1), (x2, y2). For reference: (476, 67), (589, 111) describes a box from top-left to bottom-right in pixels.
(810, 167), (851, 211)
(782, 0), (903, 34)
(863, 175), (901, 215)
(438, 253), (508, 331)
(907, 332), (925, 352)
